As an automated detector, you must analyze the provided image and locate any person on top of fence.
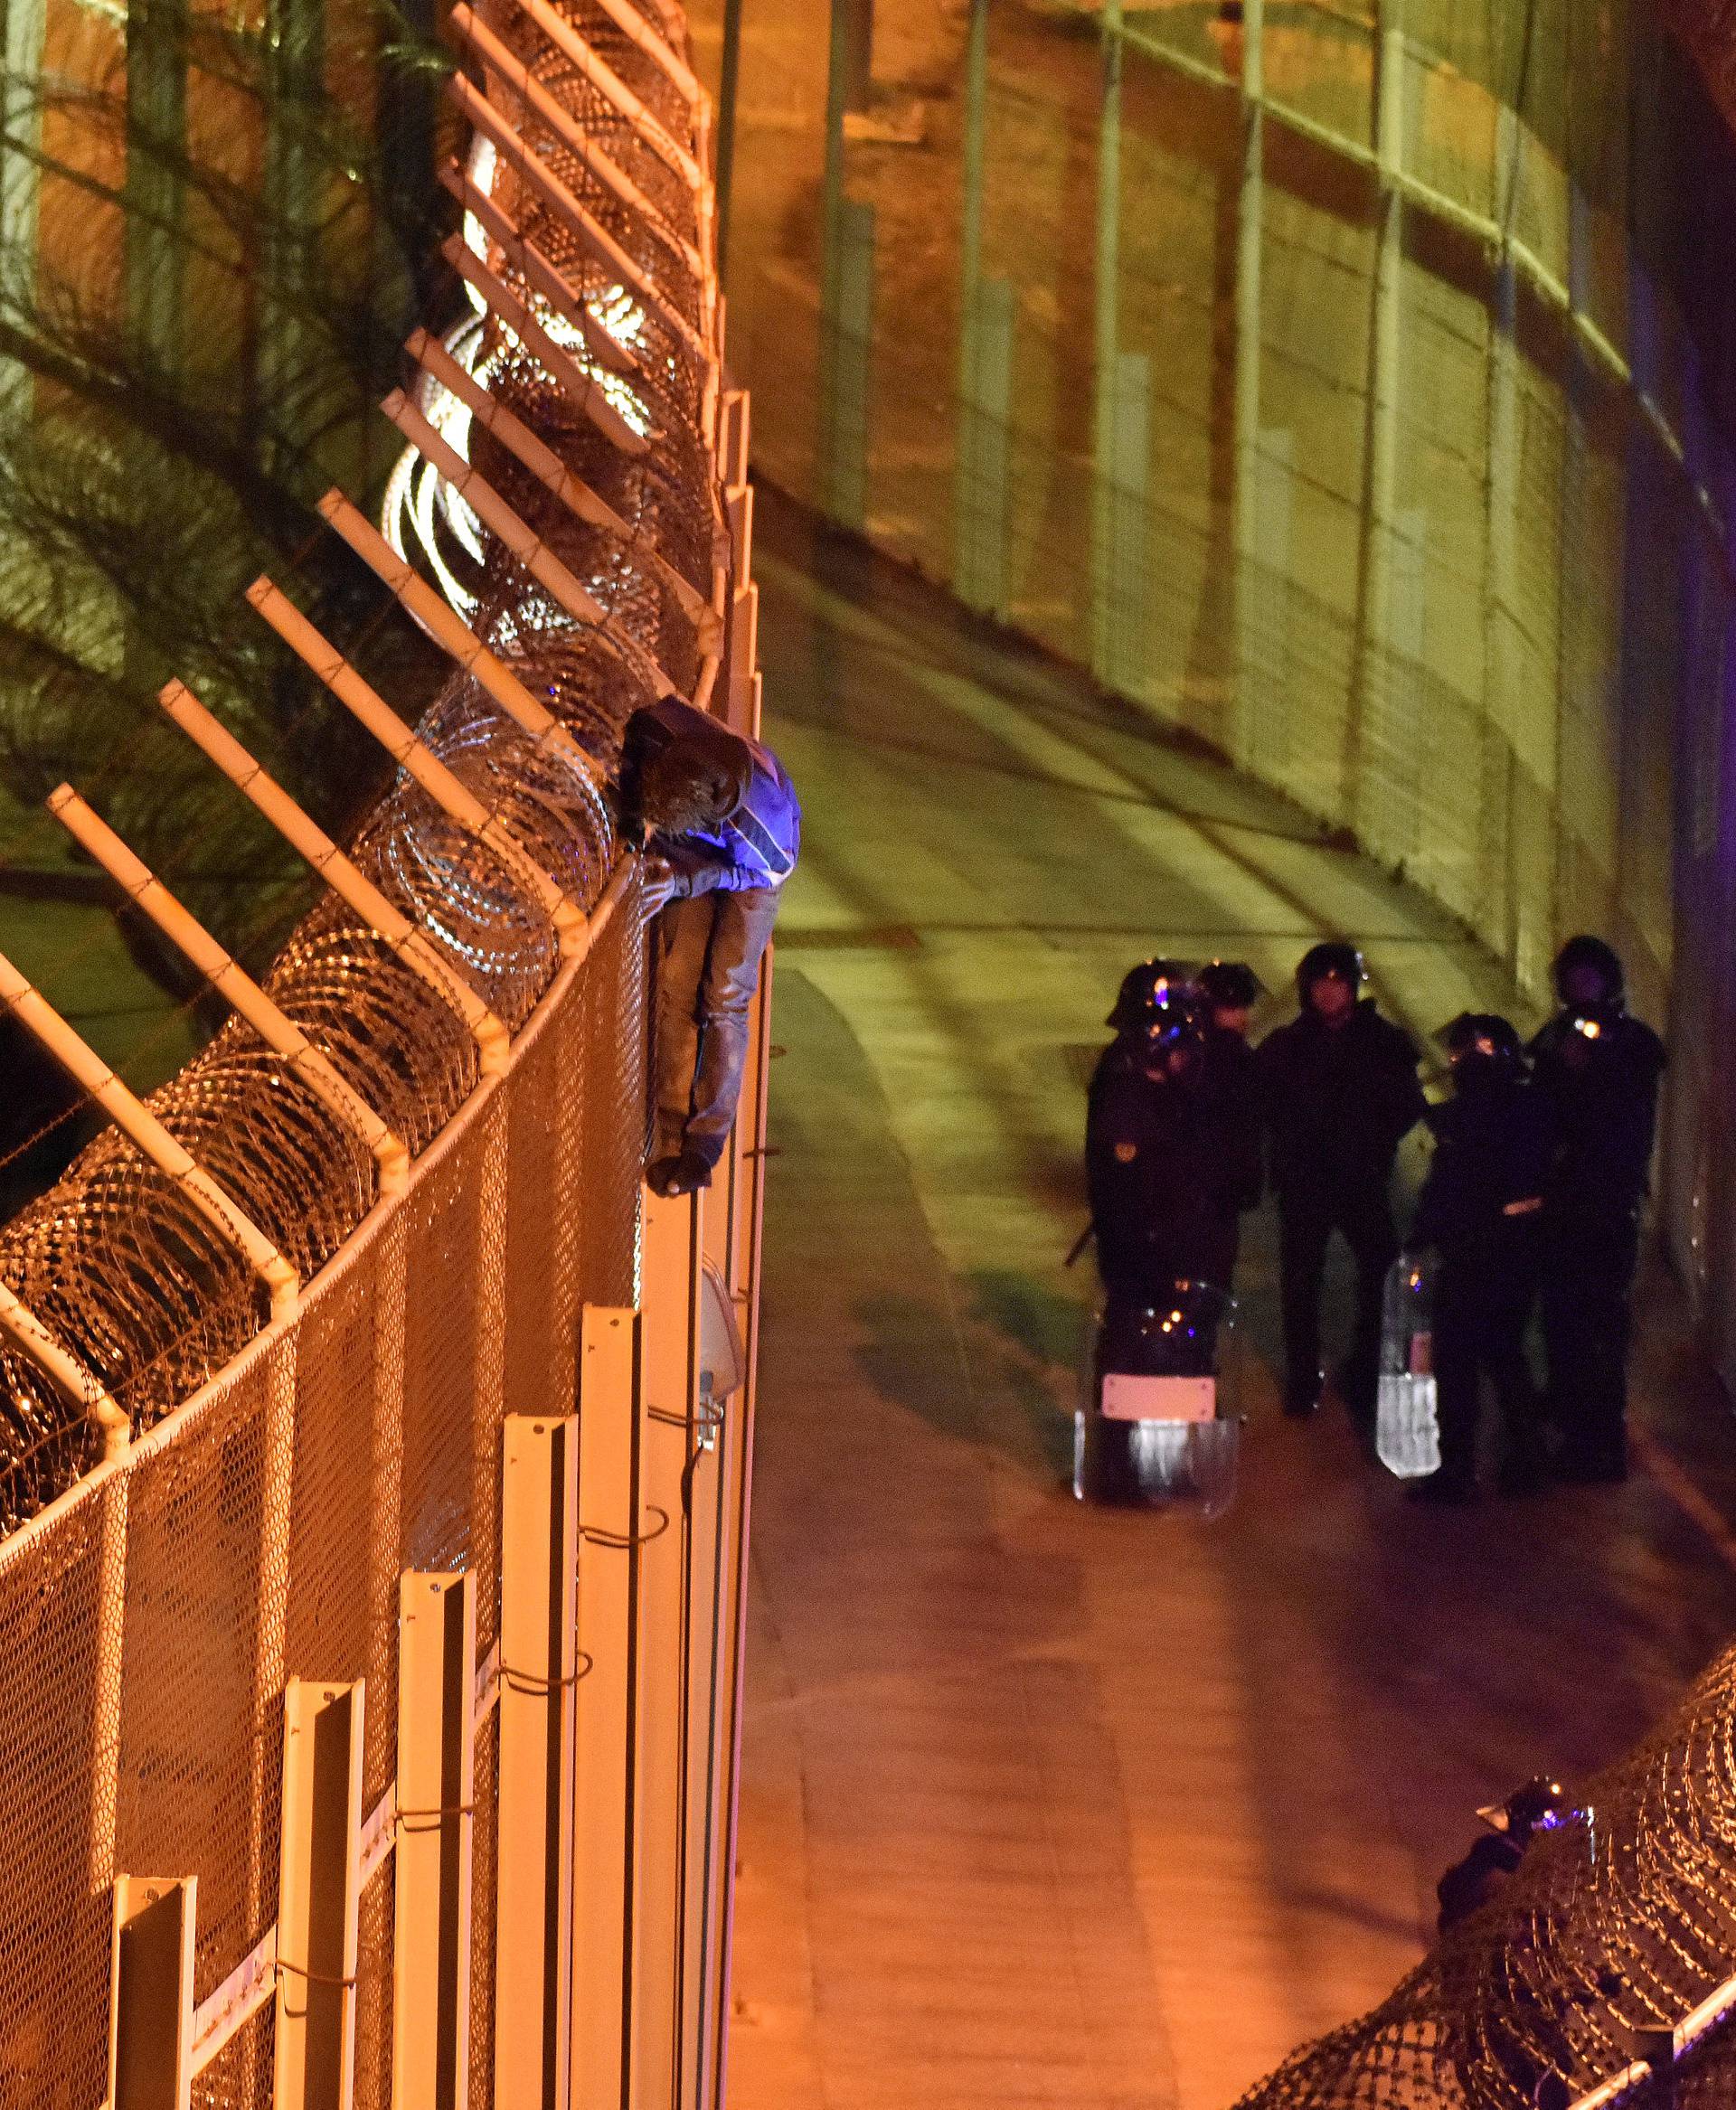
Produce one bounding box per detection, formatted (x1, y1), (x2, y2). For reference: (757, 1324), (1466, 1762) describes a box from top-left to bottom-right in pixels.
(1257, 942), (1427, 1423)
(1405, 1013), (1554, 1506)
(1527, 936), (1665, 1485)
(619, 694), (801, 1199)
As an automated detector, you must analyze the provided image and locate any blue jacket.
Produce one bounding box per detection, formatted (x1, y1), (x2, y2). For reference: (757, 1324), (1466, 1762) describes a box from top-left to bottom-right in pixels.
(622, 697), (800, 896)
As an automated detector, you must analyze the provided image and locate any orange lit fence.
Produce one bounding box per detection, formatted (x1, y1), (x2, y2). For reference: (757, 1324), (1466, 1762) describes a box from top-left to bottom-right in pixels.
(0, 1), (774, 2104)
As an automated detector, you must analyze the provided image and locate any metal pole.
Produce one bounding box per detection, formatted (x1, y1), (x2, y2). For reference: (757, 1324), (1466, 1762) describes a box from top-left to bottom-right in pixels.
(819, 0), (851, 513)
(1090, 0), (1124, 680)
(1484, 99), (1523, 974)
(952, 0), (1009, 618)
(156, 679), (512, 1072)
(715, 0), (744, 280)
(1231, 0), (1265, 763)
(958, 0), (987, 406)
(631, 1188), (700, 2108)
(1345, 0), (1406, 830)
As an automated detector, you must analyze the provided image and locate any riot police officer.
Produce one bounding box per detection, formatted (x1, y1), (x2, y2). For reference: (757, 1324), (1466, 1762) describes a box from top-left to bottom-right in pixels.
(1528, 937), (1665, 1484)
(1086, 964), (1241, 1370)
(1407, 1014), (1554, 1504)
(1196, 960), (1264, 1285)
(1257, 943), (1427, 1420)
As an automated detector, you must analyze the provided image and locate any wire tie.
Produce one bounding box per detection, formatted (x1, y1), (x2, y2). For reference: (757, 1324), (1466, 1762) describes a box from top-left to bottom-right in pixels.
(277, 1956), (359, 1991)
(396, 1801), (477, 1833)
(580, 1503), (670, 1550)
(499, 1649), (595, 1697)
(647, 1401), (724, 1430)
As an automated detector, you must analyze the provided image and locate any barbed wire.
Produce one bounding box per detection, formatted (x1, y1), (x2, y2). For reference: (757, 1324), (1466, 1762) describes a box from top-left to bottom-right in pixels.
(0, 0), (722, 1525)
(1232, 1637), (1736, 2109)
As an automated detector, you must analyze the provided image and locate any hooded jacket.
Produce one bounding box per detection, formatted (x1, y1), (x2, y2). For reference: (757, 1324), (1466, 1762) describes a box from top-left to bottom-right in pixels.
(621, 697), (801, 896)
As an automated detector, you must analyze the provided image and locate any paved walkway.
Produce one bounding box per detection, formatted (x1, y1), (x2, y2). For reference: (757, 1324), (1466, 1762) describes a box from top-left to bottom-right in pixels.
(729, 490), (1736, 2110)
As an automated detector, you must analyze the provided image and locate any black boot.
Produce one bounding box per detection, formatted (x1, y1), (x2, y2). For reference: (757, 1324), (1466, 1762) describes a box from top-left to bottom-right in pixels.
(1408, 1467), (1477, 1506)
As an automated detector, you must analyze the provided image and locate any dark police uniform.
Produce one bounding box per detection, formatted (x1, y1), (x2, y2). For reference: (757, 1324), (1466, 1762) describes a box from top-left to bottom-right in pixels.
(1411, 1078), (1556, 1495)
(1528, 1005), (1665, 1481)
(1086, 1037), (1241, 1371)
(1201, 1022), (1263, 1290)
(1257, 1000), (1426, 1417)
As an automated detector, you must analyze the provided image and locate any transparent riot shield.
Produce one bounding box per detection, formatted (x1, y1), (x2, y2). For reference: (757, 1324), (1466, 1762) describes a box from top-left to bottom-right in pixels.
(1376, 1251), (1440, 1477)
(1075, 1282), (1240, 1517)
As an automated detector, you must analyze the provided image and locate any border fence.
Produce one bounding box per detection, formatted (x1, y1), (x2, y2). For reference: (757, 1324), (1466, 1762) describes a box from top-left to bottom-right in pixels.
(0, 0), (775, 2103)
(703, 0), (1736, 2101)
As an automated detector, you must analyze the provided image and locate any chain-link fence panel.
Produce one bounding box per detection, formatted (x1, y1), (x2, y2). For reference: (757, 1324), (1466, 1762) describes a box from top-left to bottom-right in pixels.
(0, 0), (733, 2098)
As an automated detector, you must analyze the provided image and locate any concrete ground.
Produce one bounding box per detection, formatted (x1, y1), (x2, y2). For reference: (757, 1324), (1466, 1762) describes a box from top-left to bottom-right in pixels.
(729, 487), (1736, 2110)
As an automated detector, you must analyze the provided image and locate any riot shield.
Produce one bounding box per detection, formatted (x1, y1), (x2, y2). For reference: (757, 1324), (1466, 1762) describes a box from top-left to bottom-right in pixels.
(1075, 1281), (1240, 1517)
(1376, 1251), (1440, 1477)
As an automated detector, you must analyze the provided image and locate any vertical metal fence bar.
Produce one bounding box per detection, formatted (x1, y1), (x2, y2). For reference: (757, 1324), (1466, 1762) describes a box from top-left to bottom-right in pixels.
(954, 0), (1010, 619)
(1485, 103), (1524, 975)
(393, 1571), (477, 2110)
(252, 1342), (300, 2103)
(90, 1474), (131, 1897)
(675, 1308), (725, 2110)
(1349, 0), (1407, 829)
(110, 1872), (197, 2110)
(1090, 0), (1124, 683)
(494, 1418), (579, 2110)
(958, 277), (1014, 622)
(708, 947), (775, 2110)
(1231, 0), (1265, 768)
(632, 1187), (701, 2110)
(573, 1307), (640, 2107)
(275, 1679), (366, 2110)
(1100, 353), (1152, 697)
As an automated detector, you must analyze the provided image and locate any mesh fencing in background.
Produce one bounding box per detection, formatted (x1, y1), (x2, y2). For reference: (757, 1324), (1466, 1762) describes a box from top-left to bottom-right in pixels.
(708, 0), (1736, 2096)
(720, 0), (1736, 1376)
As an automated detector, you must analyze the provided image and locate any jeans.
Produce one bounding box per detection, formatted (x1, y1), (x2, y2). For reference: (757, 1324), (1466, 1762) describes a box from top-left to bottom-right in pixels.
(654, 885), (782, 1167)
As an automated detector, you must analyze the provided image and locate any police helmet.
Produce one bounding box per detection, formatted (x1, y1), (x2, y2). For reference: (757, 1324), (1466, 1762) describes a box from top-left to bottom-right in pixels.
(1295, 941), (1364, 1000)
(1552, 935), (1624, 1008)
(1107, 958), (1195, 1032)
(1438, 1012), (1525, 1086)
(1196, 959), (1264, 1013)
(1136, 991), (1212, 1068)
(1478, 1776), (1573, 1846)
